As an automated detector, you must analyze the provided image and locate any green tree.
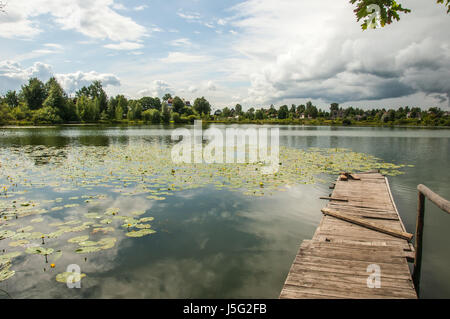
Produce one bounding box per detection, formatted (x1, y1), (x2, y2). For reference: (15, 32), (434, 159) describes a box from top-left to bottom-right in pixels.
(172, 96), (185, 114)
(21, 78), (47, 110)
(143, 109), (161, 124)
(193, 97), (211, 115)
(305, 101), (318, 119)
(75, 81), (108, 113)
(161, 103), (171, 123)
(235, 104), (243, 116)
(42, 79), (67, 120)
(255, 109), (264, 120)
(4, 90), (19, 108)
(140, 96), (161, 111)
(127, 100), (143, 121)
(172, 112), (181, 123)
(163, 93), (172, 102)
(278, 105), (289, 119)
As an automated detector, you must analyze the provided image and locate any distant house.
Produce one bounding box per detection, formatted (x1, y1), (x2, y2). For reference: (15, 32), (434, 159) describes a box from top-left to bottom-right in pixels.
(300, 114), (305, 119)
(214, 109), (222, 116)
(185, 101), (191, 107)
(167, 98), (173, 107)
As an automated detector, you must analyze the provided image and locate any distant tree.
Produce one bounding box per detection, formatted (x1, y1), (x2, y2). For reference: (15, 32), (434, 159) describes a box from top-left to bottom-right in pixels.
(305, 101), (318, 118)
(127, 100), (143, 121)
(193, 97), (211, 115)
(289, 104), (297, 116)
(163, 93), (172, 102)
(116, 95), (128, 115)
(235, 104), (243, 115)
(172, 112), (181, 123)
(43, 79), (67, 120)
(115, 105), (124, 120)
(4, 90), (19, 108)
(143, 109), (161, 124)
(172, 96), (185, 114)
(297, 104), (306, 114)
(140, 96), (161, 111)
(75, 80), (108, 113)
(255, 109), (264, 120)
(161, 103), (171, 123)
(278, 105), (289, 119)
(222, 107), (232, 117)
(21, 78), (47, 110)
(246, 107), (255, 120)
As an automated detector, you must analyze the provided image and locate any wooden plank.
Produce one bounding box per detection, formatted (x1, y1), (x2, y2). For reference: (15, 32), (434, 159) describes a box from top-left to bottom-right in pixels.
(321, 207), (413, 241)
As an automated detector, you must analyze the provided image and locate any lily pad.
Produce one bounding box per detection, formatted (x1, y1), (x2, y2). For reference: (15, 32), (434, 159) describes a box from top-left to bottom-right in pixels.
(55, 271), (86, 283)
(126, 229), (156, 237)
(67, 235), (89, 243)
(25, 246), (54, 255)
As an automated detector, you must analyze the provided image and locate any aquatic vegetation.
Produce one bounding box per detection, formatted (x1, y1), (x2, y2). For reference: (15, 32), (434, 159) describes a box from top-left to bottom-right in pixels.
(0, 262), (15, 282)
(0, 142), (410, 285)
(55, 271), (86, 284)
(126, 229), (156, 237)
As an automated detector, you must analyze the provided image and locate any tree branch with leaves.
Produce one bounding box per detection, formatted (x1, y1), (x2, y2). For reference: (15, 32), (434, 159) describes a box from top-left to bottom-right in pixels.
(350, 0), (449, 30)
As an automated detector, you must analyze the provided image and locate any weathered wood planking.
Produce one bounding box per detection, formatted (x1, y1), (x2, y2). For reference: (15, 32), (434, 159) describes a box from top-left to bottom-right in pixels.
(280, 172), (417, 299)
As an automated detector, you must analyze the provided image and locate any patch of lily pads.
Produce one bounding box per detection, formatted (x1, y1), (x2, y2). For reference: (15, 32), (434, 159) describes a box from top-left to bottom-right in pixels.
(0, 142), (411, 284)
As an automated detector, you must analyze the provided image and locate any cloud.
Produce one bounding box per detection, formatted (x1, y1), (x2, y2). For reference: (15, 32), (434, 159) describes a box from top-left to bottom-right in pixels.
(138, 80), (174, 98)
(177, 11), (201, 22)
(104, 41), (144, 51)
(230, 0), (450, 107)
(160, 52), (210, 64)
(206, 81), (217, 91)
(0, 0), (148, 42)
(0, 61), (53, 92)
(134, 5), (148, 11)
(56, 71), (121, 93)
(170, 38), (192, 47)
(0, 60), (120, 94)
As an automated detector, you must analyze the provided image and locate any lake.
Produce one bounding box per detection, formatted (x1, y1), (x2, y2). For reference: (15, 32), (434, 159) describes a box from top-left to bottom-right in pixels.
(0, 125), (449, 299)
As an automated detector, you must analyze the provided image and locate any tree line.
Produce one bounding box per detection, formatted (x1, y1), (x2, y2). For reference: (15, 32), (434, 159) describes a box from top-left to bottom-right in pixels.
(0, 77), (211, 125)
(214, 102), (450, 127)
(1, 77), (449, 126)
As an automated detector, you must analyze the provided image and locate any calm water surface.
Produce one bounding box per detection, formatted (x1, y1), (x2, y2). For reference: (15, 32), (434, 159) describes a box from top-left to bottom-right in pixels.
(0, 125), (449, 298)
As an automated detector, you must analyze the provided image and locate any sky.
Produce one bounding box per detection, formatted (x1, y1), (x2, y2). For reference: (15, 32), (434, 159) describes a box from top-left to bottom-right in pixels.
(0, 0), (449, 111)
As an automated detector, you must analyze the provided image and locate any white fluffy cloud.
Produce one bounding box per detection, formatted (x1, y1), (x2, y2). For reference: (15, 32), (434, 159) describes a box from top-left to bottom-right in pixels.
(230, 0), (450, 107)
(138, 80), (174, 98)
(0, 0), (148, 42)
(0, 60), (120, 94)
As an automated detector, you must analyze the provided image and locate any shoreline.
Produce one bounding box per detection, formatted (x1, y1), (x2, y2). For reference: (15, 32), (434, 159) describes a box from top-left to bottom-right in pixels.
(1, 121), (450, 129)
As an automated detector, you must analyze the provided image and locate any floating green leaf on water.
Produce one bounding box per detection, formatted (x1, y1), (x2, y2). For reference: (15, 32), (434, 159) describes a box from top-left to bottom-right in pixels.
(31, 217), (44, 223)
(67, 235), (89, 243)
(75, 246), (102, 254)
(9, 239), (29, 247)
(126, 229), (156, 237)
(130, 211), (146, 216)
(84, 213), (102, 219)
(139, 217), (154, 223)
(0, 251), (22, 264)
(135, 224), (151, 229)
(25, 246), (54, 255)
(0, 263), (15, 282)
(55, 271), (86, 283)
(0, 230), (15, 240)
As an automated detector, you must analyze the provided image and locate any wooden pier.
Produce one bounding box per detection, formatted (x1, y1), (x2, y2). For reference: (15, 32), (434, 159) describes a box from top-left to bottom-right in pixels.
(280, 172), (418, 299)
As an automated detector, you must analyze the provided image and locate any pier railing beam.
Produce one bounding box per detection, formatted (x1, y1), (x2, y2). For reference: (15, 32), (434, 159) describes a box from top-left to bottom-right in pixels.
(412, 184), (450, 297)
